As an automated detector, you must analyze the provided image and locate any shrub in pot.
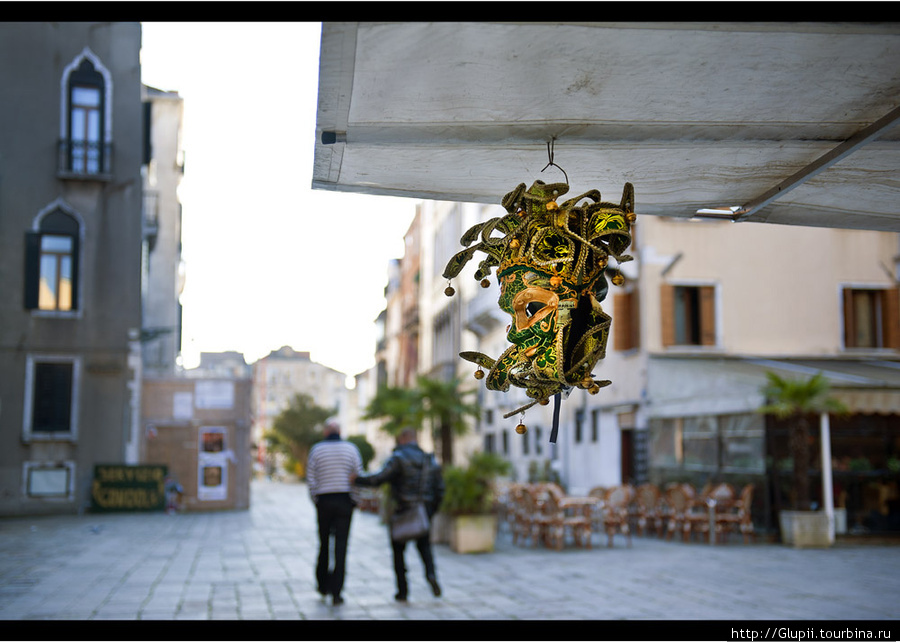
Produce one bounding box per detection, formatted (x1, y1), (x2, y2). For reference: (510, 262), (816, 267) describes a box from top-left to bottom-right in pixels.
(440, 452), (511, 553)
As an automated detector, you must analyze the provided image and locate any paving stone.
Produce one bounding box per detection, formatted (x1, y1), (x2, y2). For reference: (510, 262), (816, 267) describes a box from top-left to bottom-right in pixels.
(1, 478), (897, 626)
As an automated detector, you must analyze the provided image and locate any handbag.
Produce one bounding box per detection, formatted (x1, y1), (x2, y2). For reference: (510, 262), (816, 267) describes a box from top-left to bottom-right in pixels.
(389, 457), (432, 542)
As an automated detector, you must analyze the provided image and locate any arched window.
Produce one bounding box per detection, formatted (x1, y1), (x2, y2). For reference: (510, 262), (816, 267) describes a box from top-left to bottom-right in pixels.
(25, 202), (82, 313)
(60, 49), (112, 176)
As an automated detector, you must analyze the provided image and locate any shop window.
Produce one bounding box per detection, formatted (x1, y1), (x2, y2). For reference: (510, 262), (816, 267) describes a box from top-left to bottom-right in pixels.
(650, 417), (682, 468)
(25, 205), (81, 313)
(660, 284), (716, 347)
(720, 413), (765, 472)
(682, 416), (718, 469)
(24, 355), (79, 441)
(842, 287), (900, 350)
(650, 413), (765, 474)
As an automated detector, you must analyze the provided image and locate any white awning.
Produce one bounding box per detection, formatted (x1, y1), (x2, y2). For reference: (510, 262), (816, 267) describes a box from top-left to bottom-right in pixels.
(314, 22), (900, 231)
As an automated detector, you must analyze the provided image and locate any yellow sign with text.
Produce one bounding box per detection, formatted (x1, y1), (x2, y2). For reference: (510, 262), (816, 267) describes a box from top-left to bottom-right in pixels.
(91, 464), (167, 512)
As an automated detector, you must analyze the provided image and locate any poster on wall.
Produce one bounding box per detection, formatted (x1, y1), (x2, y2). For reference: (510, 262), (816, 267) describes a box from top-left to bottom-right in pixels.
(194, 381), (234, 409)
(197, 426), (228, 501)
(173, 391), (193, 419)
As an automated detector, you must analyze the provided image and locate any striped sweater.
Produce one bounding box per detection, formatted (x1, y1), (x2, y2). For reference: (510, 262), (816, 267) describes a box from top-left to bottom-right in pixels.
(306, 437), (363, 503)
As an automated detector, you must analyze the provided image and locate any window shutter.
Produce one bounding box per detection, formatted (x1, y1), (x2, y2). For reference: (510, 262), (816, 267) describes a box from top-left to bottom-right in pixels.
(614, 290), (641, 351)
(882, 287), (900, 350)
(613, 292), (631, 351)
(700, 286), (716, 346)
(24, 232), (40, 309)
(142, 101), (152, 166)
(842, 288), (855, 348)
(660, 283), (675, 347)
(629, 288), (641, 350)
(69, 234), (79, 310)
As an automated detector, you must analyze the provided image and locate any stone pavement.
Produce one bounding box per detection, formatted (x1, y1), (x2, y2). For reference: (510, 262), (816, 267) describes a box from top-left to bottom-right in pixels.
(1, 478), (898, 636)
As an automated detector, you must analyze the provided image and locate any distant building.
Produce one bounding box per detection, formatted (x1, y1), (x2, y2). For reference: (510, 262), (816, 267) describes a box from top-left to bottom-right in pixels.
(251, 346), (349, 473)
(140, 84), (185, 376)
(141, 374), (252, 511)
(0, 23), (144, 516)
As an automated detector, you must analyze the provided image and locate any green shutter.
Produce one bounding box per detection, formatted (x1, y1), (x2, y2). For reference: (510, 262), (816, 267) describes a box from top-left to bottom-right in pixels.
(24, 231), (40, 309)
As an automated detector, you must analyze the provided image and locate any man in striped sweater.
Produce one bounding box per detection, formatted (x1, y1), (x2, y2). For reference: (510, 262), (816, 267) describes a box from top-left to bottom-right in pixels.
(306, 420), (363, 606)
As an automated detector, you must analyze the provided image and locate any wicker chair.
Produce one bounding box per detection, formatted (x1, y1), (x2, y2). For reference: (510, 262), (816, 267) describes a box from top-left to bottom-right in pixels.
(602, 485), (633, 548)
(715, 483), (756, 544)
(663, 484), (695, 542)
(633, 483), (664, 537)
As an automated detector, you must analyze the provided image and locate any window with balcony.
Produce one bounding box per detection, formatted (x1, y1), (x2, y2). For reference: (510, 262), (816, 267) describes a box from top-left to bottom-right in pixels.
(660, 283), (716, 347)
(60, 50), (111, 177)
(25, 207), (81, 313)
(842, 287), (900, 350)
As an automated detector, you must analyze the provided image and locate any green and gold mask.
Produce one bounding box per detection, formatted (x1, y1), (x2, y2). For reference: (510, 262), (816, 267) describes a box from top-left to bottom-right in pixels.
(443, 179), (635, 419)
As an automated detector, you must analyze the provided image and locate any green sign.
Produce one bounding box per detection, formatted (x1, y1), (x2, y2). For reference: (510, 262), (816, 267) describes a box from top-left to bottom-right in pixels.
(91, 464), (167, 512)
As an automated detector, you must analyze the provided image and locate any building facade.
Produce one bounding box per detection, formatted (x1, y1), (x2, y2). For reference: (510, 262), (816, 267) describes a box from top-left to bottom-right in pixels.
(140, 84), (185, 376)
(394, 194), (900, 535)
(0, 22), (144, 516)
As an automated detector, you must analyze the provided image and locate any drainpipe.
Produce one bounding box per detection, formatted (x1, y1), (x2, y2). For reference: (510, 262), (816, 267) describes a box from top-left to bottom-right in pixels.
(820, 411), (835, 544)
(125, 328), (142, 464)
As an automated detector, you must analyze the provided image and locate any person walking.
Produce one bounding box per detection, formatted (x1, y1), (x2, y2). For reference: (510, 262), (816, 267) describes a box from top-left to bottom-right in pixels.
(306, 420), (363, 606)
(353, 427), (444, 602)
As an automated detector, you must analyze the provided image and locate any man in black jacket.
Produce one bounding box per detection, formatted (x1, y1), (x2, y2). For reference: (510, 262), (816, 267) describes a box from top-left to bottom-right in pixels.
(353, 427), (444, 602)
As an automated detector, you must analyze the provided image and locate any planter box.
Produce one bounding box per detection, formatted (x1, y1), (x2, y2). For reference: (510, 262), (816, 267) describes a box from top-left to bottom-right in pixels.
(779, 510), (833, 548)
(431, 512), (451, 545)
(449, 514), (497, 553)
(834, 507), (847, 535)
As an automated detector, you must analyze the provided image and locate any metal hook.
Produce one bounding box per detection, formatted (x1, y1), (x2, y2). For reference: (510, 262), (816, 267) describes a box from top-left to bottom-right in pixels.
(541, 137), (569, 185)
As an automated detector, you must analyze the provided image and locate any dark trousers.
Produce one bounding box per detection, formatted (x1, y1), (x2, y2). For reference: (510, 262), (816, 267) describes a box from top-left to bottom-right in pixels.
(315, 493), (355, 598)
(391, 530), (437, 597)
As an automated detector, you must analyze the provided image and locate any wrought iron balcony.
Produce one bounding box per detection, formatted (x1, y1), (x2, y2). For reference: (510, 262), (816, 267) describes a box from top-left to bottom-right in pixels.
(57, 140), (112, 179)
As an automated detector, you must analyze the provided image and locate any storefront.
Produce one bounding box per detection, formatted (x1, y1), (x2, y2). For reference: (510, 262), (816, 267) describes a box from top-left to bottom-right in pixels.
(647, 356), (900, 537)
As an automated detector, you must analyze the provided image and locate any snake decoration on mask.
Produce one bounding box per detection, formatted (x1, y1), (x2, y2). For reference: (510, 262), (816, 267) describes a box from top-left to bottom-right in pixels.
(443, 179), (635, 442)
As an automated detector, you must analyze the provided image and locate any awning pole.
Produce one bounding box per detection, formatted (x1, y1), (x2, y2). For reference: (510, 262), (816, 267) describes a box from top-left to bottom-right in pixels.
(820, 411), (835, 544)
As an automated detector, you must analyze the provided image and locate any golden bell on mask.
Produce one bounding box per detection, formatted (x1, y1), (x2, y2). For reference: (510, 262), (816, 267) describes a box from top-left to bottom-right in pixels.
(538, 398), (550, 406)
(626, 211), (637, 224)
(549, 275), (563, 288)
(611, 272), (625, 286)
(597, 255), (608, 269)
(545, 201), (558, 211)
(589, 385), (601, 395)
(481, 279), (491, 288)
(515, 423), (527, 435)
(474, 369), (485, 380)
(444, 285), (455, 297)
(509, 238), (520, 249)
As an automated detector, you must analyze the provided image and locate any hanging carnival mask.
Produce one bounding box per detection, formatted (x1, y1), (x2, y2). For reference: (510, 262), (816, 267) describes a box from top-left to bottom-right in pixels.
(443, 178), (635, 441)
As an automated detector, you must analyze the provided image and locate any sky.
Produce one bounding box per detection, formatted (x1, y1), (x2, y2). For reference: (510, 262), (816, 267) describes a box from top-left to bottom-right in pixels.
(139, 22), (418, 382)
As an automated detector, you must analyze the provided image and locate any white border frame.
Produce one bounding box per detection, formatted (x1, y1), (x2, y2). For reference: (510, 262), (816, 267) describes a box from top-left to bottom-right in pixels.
(23, 353), (81, 443)
(22, 461), (76, 501)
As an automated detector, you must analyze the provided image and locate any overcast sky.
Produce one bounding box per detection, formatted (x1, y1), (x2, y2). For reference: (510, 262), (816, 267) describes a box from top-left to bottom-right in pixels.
(139, 22), (417, 383)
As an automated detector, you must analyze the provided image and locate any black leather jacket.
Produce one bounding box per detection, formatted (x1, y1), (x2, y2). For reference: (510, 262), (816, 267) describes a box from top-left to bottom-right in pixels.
(355, 443), (444, 516)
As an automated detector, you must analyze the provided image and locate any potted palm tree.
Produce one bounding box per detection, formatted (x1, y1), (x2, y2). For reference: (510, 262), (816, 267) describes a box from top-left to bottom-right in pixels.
(759, 371), (847, 547)
(440, 451), (511, 553)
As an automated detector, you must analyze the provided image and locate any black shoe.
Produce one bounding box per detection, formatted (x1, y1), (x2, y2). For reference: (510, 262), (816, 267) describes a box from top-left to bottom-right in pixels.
(394, 592), (408, 602)
(427, 575), (442, 597)
(332, 595), (344, 606)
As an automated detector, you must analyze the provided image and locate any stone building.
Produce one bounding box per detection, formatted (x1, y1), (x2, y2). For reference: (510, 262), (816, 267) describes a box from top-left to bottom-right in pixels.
(0, 22), (145, 516)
